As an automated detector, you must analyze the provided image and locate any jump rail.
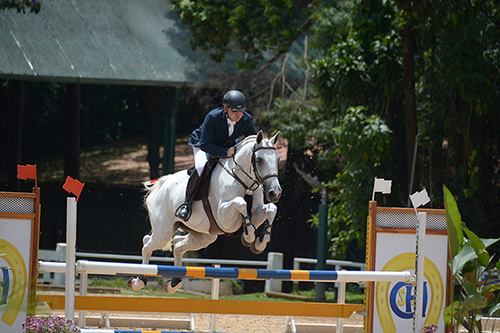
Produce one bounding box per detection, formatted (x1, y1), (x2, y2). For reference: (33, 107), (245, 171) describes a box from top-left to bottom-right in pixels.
(39, 295), (365, 318)
(38, 260), (414, 283)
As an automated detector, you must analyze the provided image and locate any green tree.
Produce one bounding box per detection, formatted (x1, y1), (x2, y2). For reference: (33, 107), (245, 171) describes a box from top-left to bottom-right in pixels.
(169, 0), (313, 71)
(303, 1), (405, 257)
(417, 0), (500, 238)
(0, 0), (40, 13)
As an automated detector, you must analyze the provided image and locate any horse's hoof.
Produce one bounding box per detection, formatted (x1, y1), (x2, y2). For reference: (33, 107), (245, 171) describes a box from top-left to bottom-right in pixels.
(241, 232), (255, 247)
(127, 277), (146, 291)
(241, 225), (256, 247)
(250, 245), (264, 255)
(250, 241), (266, 255)
(164, 279), (183, 294)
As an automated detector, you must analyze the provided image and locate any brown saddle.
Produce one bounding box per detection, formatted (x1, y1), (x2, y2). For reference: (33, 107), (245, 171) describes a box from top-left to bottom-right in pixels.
(187, 157), (226, 235)
(188, 157), (217, 202)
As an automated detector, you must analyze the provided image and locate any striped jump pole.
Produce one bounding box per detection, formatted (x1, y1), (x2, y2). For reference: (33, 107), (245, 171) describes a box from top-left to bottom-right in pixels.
(39, 260), (414, 283)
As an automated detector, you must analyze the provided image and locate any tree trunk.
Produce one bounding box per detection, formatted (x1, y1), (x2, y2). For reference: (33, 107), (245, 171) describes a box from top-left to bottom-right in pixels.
(64, 83), (81, 180)
(401, 8), (418, 195)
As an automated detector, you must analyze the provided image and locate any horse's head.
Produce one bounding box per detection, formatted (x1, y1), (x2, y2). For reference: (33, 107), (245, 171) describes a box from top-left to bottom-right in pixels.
(252, 130), (282, 203)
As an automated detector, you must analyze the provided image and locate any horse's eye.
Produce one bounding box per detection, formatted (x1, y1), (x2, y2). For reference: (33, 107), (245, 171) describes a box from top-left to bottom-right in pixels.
(255, 157), (262, 164)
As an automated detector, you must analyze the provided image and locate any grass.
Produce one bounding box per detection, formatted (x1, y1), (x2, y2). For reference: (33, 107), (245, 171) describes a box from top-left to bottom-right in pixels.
(87, 276), (365, 304)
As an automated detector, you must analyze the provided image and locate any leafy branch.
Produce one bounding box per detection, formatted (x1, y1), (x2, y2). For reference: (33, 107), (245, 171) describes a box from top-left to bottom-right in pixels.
(443, 184), (500, 333)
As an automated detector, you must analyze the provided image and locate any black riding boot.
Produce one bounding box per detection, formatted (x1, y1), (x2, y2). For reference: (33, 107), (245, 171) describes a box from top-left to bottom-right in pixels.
(175, 171), (200, 222)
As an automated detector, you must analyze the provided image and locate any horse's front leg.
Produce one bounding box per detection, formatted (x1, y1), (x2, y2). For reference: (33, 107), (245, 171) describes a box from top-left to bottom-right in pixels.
(127, 233), (164, 291)
(128, 208), (174, 292)
(163, 231), (218, 294)
(250, 202), (278, 254)
(219, 196), (256, 247)
(247, 187), (277, 254)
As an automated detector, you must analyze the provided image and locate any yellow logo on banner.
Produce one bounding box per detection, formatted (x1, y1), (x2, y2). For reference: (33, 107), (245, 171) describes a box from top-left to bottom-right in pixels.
(0, 239), (27, 326)
(376, 253), (444, 332)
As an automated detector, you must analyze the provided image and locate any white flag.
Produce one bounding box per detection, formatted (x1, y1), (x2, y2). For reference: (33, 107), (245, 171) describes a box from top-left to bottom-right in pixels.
(372, 177), (392, 201)
(374, 178), (392, 194)
(410, 189), (430, 209)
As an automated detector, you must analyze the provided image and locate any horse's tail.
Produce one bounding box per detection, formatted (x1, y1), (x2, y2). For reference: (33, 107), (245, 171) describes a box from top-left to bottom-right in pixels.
(142, 176), (175, 252)
(143, 176), (167, 209)
(142, 174), (183, 251)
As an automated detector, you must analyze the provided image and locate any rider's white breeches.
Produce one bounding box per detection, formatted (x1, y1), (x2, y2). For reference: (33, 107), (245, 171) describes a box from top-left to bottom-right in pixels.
(193, 147), (209, 176)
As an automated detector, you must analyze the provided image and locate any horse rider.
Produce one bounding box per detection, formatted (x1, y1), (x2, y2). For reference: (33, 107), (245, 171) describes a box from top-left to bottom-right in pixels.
(175, 90), (257, 222)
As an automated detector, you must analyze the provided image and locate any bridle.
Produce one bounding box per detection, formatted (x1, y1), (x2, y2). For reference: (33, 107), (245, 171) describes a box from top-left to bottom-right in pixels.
(218, 143), (279, 192)
(251, 146), (280, 183)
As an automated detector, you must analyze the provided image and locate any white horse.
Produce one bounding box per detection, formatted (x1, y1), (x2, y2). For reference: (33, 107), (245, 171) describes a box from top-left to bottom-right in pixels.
(128, 130), (282, 293)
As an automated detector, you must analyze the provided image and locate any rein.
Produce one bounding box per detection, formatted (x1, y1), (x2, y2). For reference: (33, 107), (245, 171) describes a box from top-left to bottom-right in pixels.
(218, 144), (278, 192)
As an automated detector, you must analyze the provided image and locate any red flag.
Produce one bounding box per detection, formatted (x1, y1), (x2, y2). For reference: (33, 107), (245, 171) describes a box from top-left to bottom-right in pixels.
(17, 164), (37, 187)
(62, 176), (85, 202)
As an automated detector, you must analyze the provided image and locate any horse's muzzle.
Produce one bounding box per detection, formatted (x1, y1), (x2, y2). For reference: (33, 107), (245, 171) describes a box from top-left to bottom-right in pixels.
(267, 187), (282, 203)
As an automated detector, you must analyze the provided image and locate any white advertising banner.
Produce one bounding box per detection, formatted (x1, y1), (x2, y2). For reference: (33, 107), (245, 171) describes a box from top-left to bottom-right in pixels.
(0, 218), (32, 332)
(373, 232), (448, 333)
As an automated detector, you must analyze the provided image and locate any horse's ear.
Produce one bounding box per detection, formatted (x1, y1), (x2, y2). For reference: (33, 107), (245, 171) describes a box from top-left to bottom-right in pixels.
(271, 131), (281, 145)
(256, 130), (264, 144)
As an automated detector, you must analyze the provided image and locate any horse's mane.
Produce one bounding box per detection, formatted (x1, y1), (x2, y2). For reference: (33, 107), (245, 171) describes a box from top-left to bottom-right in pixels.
(235, 134), (257, 149)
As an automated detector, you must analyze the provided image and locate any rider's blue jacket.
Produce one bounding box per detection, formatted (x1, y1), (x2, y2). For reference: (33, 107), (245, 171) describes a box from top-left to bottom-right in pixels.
(188, 107), (257, 157)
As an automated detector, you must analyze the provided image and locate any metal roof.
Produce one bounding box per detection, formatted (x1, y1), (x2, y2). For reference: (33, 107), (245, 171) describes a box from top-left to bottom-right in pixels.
(0, 0), (298, 87)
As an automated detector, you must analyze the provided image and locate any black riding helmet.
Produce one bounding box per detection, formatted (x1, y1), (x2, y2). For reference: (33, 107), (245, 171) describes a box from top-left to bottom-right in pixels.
(222, 90), (246, 111)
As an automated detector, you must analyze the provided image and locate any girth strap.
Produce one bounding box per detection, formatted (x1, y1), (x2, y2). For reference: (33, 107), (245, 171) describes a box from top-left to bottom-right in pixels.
(198, 157), (226, 235)
(202, 195), (226, 235)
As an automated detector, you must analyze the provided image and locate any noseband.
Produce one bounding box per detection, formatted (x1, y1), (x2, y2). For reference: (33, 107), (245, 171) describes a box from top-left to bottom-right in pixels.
(218, 144), (279, 192)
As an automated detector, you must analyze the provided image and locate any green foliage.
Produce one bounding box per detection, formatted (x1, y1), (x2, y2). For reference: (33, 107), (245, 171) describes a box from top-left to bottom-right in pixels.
(169, 0), (311, 70)
(266, 97), (392, 258)
(313, 36), (370, 109)
(306, 2), (404, 258)
(443, 185), (500, 333)
(417, 0), (500, 236)
(443, 185), (464, 259)
(311, 0), (403, 114)
(309, 0), (354, 51)
(0, 0), (40, 13)
(262, 89), (323, 152)
(283, 0), (500, 261)
(321, 107), (391, 257)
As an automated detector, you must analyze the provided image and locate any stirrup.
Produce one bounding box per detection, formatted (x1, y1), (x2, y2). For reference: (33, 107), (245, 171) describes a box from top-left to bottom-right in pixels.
(175, 203), (192, 221)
